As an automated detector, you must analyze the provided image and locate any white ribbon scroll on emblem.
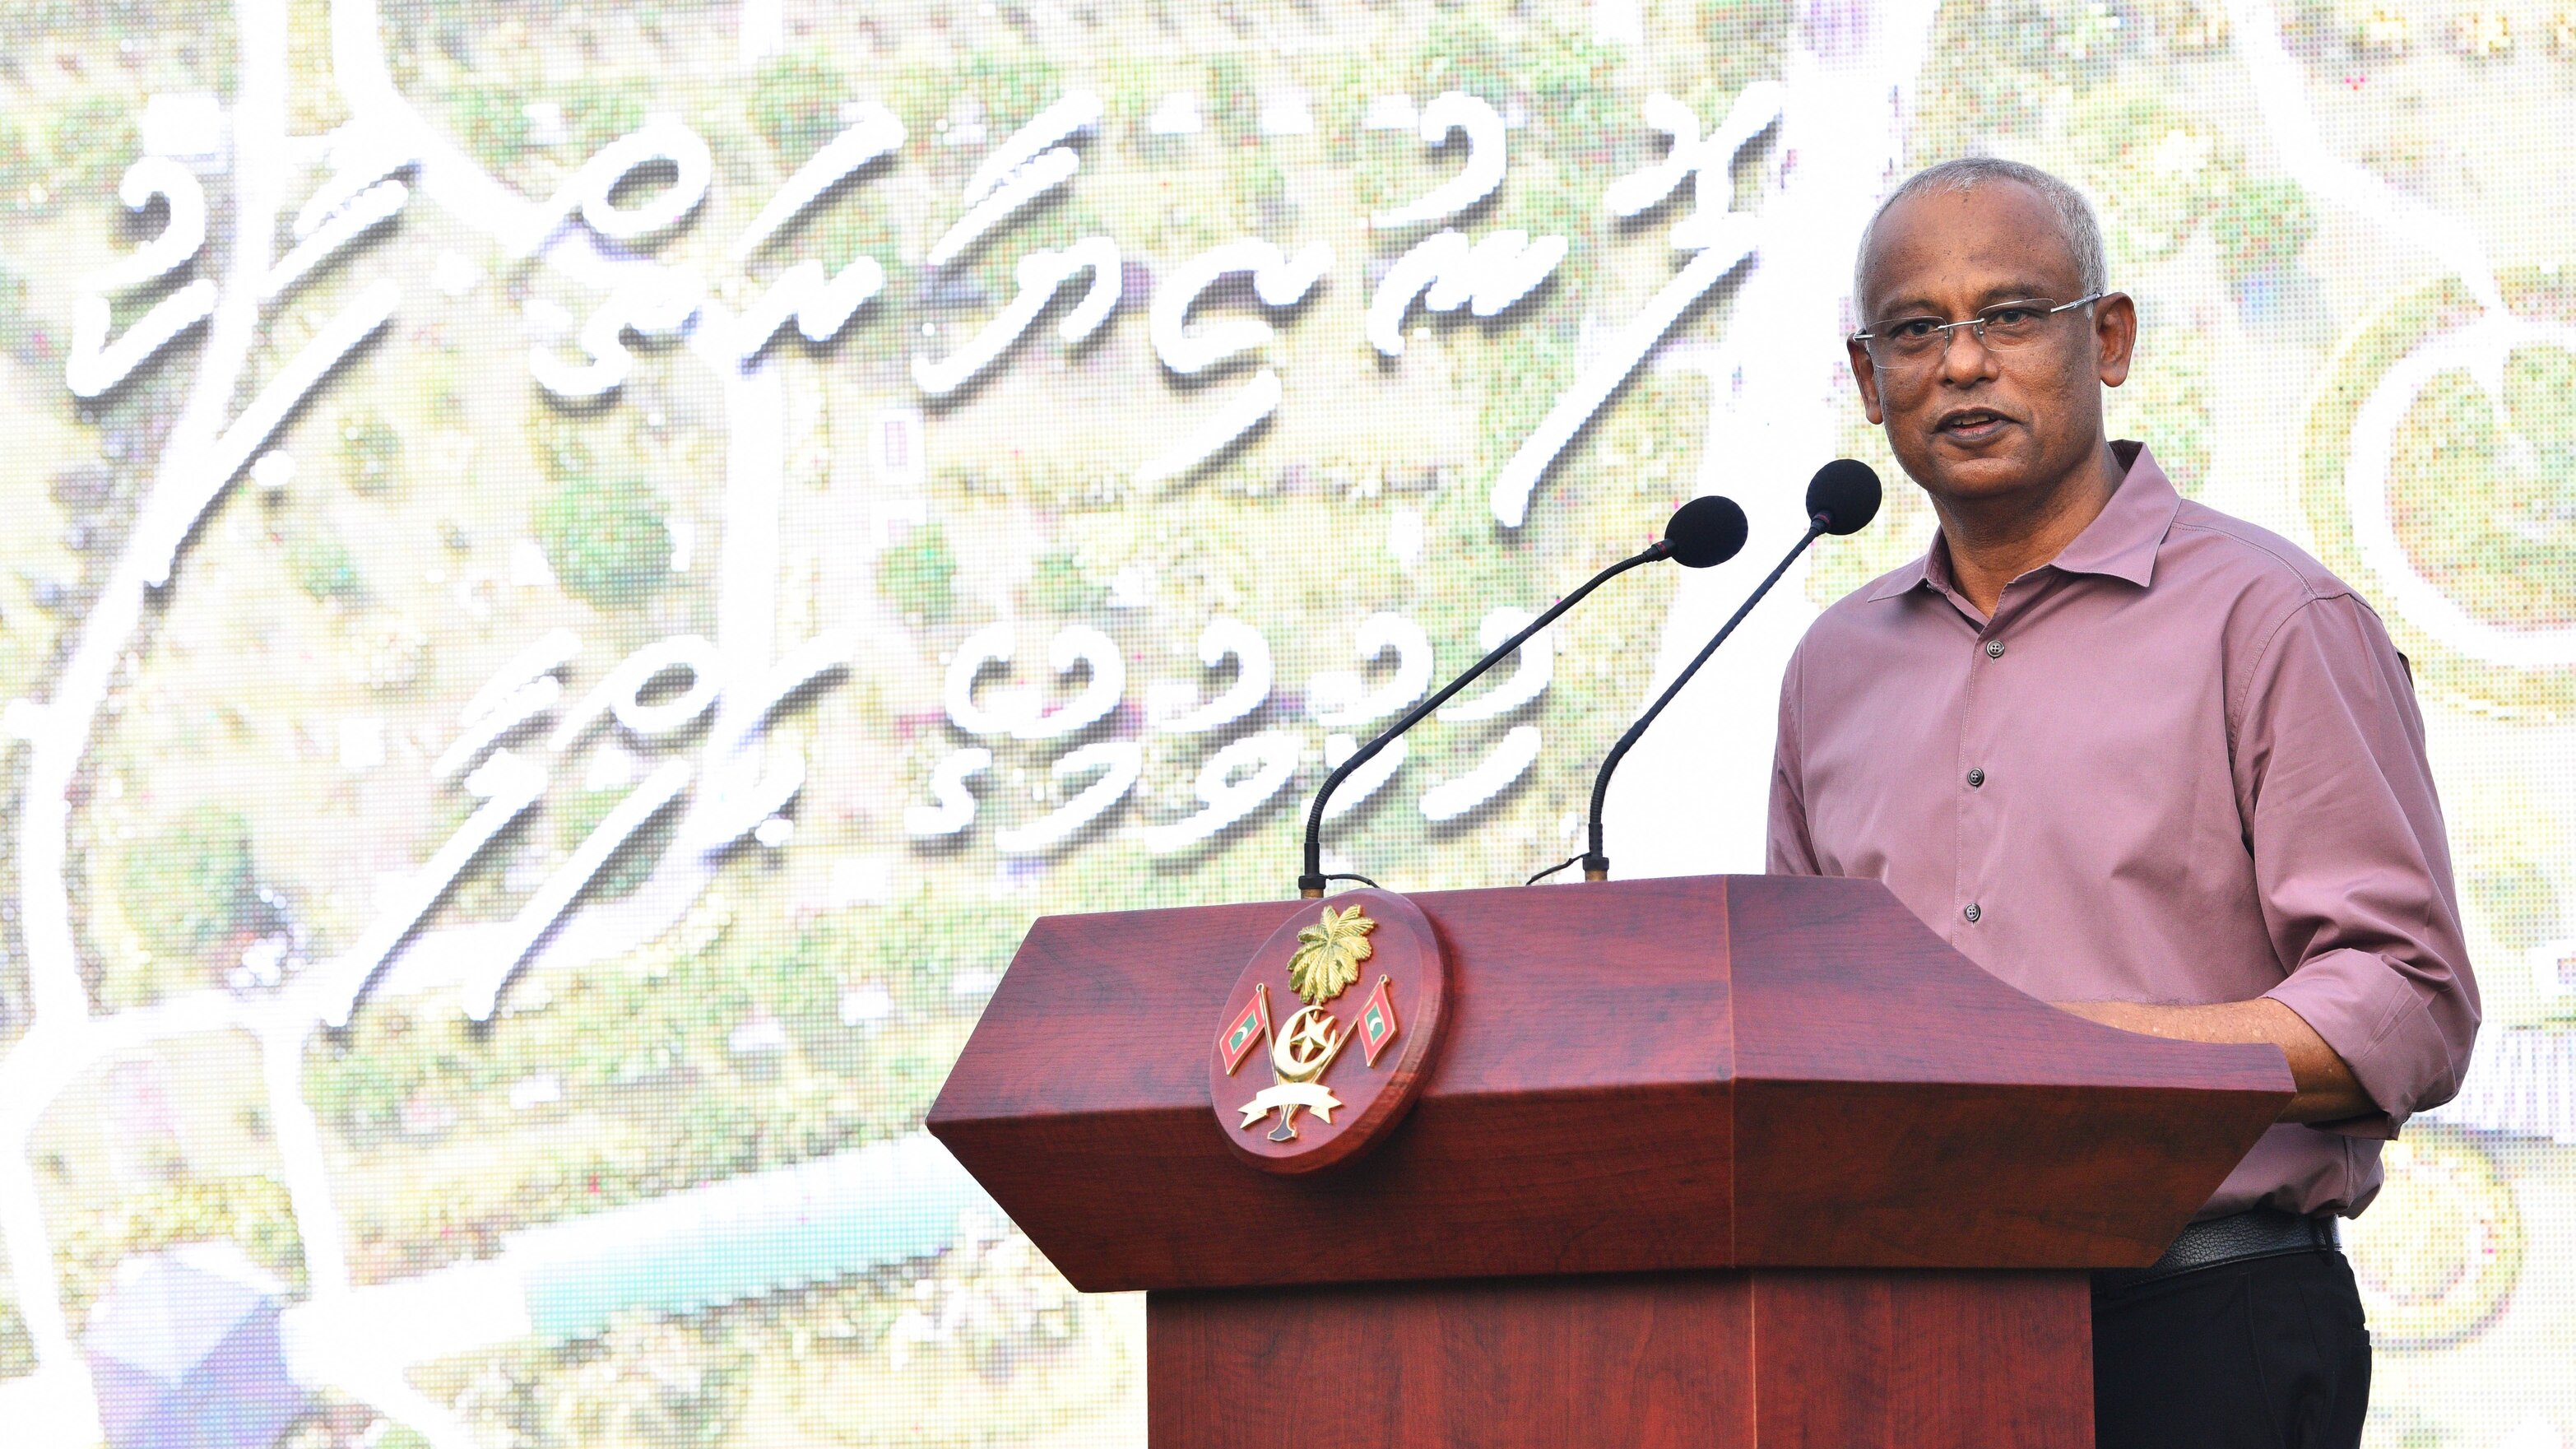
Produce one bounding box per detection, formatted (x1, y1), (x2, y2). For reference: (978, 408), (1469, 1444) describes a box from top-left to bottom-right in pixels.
(1236, 1081), (1343, 1130)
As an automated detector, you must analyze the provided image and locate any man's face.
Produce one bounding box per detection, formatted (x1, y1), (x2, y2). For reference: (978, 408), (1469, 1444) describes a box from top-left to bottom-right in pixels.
(1845, 182), (2136, 510)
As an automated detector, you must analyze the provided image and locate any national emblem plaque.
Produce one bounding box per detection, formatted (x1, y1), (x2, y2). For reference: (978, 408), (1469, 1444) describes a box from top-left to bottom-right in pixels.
(1206, 888), (1448, 1173)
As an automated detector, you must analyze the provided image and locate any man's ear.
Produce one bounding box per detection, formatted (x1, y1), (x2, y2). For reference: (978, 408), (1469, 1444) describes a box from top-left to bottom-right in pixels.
(2094, 291), (2137, 389)
(1846, 337), (1886, 424)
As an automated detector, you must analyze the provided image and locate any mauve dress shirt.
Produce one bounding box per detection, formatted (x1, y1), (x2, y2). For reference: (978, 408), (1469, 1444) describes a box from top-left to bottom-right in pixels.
(1767, 442), (2480, 1219)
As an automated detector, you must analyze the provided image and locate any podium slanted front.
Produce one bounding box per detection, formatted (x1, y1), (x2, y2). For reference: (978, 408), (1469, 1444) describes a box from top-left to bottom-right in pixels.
(929, 875), (2291, 1447)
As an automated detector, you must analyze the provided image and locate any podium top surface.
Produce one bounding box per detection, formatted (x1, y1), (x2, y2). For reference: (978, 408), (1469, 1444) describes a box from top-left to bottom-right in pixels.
(929, 874), (2291, 1293)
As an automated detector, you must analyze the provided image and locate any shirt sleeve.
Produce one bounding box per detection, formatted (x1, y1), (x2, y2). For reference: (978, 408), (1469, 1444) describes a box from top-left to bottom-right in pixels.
(2235, 592), (2481, 1135)
(1768, 641), (1822, 876)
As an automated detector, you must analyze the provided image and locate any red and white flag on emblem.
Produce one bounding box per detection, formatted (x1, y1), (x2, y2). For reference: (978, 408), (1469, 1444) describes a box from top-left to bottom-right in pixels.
(1217, 982), (1274, 1075)
(1356, 975), (1400, 1066)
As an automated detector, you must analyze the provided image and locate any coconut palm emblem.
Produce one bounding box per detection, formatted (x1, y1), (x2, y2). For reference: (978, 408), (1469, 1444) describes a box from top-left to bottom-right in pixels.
(1228, 904), (1383, 1141)
(1209, 888), (1438, 1173)
(1289, 904), (1375, 1005)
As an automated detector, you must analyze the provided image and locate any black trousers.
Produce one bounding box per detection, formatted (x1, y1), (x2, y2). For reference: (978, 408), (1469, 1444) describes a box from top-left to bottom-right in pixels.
(2093, 1249), (2372, 1449)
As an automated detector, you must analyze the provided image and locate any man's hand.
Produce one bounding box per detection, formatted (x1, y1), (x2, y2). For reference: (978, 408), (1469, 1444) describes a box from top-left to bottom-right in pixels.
(2052, 997), (2375, 1125)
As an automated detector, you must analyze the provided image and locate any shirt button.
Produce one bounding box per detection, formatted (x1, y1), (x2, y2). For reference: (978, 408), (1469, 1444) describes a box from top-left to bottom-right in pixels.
(1963, 902), (1982, 923)
(1966, 768), (1986, 787)
(1984, 639), (2006, 659)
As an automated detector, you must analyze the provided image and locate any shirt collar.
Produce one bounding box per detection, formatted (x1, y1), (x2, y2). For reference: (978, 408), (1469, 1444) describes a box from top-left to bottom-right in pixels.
(1863, 441), (2180, 602)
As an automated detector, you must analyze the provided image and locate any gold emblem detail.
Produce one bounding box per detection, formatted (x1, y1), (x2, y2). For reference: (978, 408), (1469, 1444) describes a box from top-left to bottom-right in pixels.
(1270, 1005), (1345, 1082)
(1236, 1004), (1349, 1141)
(1288, 903), (1376, 1005)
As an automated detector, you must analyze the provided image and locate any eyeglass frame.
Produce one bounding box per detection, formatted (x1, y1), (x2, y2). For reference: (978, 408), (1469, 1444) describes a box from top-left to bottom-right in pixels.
(1850, 292), (2108, 371)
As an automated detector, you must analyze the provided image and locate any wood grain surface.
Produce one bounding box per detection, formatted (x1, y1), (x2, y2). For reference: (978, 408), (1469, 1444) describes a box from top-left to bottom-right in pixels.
(1147, 1268), (2092, 1449)
(928, 874), (2292, 1293)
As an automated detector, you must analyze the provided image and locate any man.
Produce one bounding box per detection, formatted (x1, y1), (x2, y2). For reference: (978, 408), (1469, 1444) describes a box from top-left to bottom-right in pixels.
(1768, 157), (2480, 1449)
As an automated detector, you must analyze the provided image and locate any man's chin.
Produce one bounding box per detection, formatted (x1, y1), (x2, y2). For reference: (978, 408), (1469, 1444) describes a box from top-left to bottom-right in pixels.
(1910, 445), (2045, 501)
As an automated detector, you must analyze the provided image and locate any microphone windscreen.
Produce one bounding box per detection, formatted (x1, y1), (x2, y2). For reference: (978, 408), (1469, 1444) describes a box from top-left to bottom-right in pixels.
(1806, 460), (1882, 536)
(1663, 495), (1749, 569)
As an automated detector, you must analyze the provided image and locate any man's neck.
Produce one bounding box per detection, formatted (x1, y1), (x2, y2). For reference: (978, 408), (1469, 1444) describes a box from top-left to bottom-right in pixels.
(1930, 441), (2127, 616)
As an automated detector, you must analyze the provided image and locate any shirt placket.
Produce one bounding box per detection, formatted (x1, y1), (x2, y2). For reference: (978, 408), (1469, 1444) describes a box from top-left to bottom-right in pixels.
(1953, 591), (2027, 943)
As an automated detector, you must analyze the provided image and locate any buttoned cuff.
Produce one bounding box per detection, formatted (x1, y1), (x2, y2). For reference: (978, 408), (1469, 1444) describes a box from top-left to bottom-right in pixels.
(2263, 946), (2449, 1136)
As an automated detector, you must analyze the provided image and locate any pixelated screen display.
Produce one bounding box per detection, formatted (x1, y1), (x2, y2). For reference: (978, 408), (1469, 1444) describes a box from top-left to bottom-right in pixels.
(0, 0), (2569, 1445)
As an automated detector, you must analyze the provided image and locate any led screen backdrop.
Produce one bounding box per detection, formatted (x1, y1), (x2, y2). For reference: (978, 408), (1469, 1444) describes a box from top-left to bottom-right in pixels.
(0, 0), (2569, 1445)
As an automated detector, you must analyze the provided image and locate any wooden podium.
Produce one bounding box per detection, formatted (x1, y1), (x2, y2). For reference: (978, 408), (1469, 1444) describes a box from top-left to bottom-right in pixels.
(929, 875), (2292, 1447)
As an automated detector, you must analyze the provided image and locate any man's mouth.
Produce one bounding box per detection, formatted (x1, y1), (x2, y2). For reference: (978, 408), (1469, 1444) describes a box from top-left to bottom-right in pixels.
(1934, 408), (2014, 441)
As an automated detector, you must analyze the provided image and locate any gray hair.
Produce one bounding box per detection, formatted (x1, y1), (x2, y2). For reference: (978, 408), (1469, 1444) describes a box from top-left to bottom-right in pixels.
(1853, 158), (2109, 313)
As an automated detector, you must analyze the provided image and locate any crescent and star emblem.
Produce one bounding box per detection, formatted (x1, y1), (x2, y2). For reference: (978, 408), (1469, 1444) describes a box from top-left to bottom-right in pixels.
(1238, 1005), (1349, 1140)
(1223, 903), (1394, 1142)
(1209, 891), (1434, 1173)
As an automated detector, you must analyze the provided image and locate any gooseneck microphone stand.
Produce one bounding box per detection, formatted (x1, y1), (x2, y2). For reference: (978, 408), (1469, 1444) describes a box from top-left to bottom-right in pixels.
(1575, 514), (1828, 881)
(1296, 543), (1671, 898)
(1568, 459), (1881, 883)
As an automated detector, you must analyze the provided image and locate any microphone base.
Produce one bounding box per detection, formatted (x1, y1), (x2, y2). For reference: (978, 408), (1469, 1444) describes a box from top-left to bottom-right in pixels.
(1297, 875), (1328, 899)
(1581, 854), (1609, 883)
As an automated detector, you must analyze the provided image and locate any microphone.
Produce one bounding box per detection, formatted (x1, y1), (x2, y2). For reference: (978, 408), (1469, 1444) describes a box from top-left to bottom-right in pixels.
(1297, 495), (1749, 897)
(1660, 494), (1752, 567)
(1570, 460), (1880, 882)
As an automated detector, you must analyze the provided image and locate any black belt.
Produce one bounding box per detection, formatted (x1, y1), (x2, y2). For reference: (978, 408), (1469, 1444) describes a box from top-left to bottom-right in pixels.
(2092, 1205), (2342, 1293)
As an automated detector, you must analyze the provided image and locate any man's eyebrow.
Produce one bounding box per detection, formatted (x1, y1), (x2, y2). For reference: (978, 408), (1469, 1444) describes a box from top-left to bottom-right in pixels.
(1864, 279), (2073, 318)
(1974, 279), (2074, 304)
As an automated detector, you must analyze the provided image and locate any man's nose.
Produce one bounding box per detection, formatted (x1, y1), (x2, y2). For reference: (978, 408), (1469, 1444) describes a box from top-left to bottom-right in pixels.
(1938, 321), (1998, 383)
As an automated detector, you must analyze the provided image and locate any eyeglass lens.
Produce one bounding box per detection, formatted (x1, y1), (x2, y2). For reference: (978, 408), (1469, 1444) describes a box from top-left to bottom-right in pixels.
(1866, 302), (2066, 365)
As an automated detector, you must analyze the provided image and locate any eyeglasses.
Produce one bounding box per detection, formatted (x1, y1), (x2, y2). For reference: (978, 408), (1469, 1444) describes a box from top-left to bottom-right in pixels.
(1852, 294), (2105, 372)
